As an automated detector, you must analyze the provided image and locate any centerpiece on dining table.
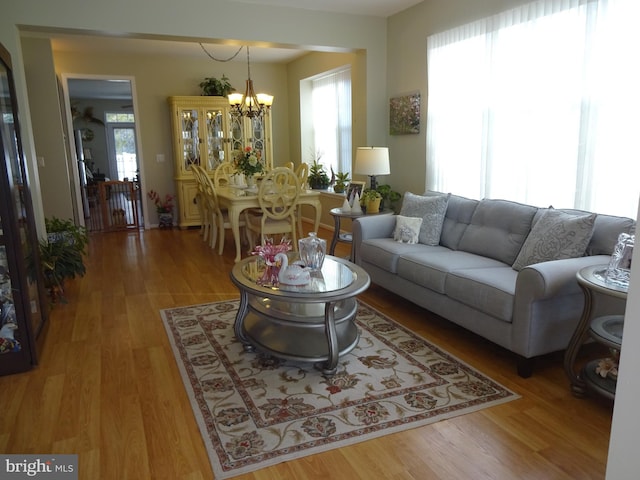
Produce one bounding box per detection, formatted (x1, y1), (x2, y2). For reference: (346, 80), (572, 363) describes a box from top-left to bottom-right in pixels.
(233, 146), (264, 188)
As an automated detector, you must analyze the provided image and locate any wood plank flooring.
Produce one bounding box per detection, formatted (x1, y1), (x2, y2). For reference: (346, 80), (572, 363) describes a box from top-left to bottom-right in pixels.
(0, 226), (614, 479)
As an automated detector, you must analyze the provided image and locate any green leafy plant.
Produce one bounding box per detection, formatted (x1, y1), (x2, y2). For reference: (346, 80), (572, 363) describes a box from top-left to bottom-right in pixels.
(360, 189), (382, 202)
(376, 184), (401, 212)
(308, 158), (331, 190)
(28, 217), (89, 304)
(333, 172), (351, 193)
(199, 74), (235, 96)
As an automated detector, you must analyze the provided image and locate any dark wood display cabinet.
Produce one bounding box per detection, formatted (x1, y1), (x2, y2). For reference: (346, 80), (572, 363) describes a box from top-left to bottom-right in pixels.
(0, 41), (49, 376)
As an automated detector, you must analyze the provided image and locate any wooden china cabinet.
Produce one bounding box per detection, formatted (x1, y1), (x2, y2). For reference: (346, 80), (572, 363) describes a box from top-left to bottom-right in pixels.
(0, 42), (49, 376)
(167, 96), (272, 228)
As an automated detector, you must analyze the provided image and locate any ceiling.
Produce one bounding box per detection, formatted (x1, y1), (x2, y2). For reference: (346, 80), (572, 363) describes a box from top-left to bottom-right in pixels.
(45, 0), (425, 99)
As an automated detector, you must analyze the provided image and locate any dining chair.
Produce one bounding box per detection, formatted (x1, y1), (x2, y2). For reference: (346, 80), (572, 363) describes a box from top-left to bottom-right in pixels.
(284, 161), (294, 171)
(199, 168), (249, 254)
(295, 162), (309, 190)
(213, 161), (236, 187)
(244, 167), (301, 249)
(190, 164), (212, 243)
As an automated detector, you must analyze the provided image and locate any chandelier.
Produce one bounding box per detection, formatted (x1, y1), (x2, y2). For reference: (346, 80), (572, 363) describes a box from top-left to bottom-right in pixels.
(228, 46), (273, 118)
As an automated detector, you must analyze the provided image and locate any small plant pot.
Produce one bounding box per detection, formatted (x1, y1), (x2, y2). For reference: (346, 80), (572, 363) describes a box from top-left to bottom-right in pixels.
(366, 198), (381, 214)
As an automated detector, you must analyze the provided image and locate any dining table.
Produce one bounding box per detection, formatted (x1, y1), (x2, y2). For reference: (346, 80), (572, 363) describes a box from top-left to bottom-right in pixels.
(215, 186), (322, 262)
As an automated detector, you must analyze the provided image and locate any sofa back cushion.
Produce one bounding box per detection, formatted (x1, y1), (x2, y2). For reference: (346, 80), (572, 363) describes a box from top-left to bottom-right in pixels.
(438, 194), (479, 250)
(458, 199), (537, 265)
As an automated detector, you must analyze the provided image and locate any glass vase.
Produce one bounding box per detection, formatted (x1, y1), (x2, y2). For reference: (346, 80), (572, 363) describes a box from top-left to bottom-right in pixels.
(298, 232), (326, 270)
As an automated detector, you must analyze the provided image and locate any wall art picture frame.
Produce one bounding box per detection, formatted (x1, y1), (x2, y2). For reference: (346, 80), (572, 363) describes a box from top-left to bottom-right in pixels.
(390, 92), (421, 135)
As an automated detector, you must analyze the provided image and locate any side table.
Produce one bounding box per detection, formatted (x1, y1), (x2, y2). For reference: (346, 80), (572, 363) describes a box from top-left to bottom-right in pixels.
(329, 207), (393, 257)
(563, 265), (627, 399)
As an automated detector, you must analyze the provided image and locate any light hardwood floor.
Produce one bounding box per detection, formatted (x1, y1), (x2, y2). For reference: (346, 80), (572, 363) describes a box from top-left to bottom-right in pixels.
(0, 226), (614, 479)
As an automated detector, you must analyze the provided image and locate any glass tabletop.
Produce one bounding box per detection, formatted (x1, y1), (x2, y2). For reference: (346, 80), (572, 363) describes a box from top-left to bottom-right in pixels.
(241, 255), (355, 294)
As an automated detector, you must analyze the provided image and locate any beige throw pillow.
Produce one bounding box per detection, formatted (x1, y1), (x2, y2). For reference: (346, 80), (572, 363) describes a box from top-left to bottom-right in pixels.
(393, 215), (423, 244)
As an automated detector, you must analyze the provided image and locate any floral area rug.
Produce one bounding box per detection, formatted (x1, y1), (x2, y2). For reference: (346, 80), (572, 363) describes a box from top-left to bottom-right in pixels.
(160, 300), (519, 479)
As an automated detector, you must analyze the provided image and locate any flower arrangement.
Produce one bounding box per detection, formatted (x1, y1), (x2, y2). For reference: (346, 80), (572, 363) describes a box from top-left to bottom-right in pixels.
(147, 190), (175, 213)
(233, 146), (264, 178)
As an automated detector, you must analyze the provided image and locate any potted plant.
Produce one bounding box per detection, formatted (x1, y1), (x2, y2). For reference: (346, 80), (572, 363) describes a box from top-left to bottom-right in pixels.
(333, 171), (351, 193)
(199, 74), (235, 97)
(308, 159), (331, 190)
(147, 190), (175, 228)
(376, 184), (401, 212)
(361, 189), (382, 213)
(28, 217), (89, 304)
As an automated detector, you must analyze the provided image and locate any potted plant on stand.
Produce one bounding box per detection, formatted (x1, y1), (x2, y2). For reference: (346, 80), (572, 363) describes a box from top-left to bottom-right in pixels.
(148, 190), (175, 228)
(361, 189), (382, 214)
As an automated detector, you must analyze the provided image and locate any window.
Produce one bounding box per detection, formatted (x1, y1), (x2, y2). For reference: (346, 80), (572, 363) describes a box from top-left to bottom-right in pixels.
(426, 0), (640, 218)
(301, 67), (352, 176)
(105, 112), (138, 181)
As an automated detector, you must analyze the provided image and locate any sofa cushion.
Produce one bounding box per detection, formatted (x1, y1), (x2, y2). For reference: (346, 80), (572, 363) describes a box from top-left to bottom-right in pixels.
(440, 194), (479, 250)
(393, 215), (422, 244)
(399, 192), (448, 245)
(445, 266), (518, 322)
(360, 238), (428, 274)
(512, 209), (596, 271)
(396, 250), (506, 294)
(587, 213), (635, 256)
(458, 199), (537, 265)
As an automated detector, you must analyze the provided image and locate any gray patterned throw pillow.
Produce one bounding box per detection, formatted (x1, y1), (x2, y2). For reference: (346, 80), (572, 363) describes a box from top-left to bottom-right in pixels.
(399, 192), (449, 246)
(512, 209), (596, 271)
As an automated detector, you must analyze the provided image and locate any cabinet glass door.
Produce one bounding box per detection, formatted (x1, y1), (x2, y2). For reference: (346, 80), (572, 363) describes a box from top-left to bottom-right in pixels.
(204, 108), (226, 171)
(179, 108), (200, 171)
(0, 43), (47, 373)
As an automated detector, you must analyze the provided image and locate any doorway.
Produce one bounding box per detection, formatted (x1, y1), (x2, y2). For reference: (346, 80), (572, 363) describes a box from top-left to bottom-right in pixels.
(61, 75), (146, 231)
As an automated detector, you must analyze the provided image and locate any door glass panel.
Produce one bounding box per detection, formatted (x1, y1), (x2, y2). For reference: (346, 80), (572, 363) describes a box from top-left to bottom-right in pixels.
(205, 108), (224, 170)
(112, 127), (137, 181)
(180, 108), (199, 169)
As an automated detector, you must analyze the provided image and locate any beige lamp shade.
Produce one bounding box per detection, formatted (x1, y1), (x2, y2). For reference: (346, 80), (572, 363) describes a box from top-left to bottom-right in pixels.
(355, 147), (390, 190)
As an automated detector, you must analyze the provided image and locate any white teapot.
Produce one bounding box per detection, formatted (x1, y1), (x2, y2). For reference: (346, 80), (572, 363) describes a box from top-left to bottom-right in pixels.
(275, 253), (311, 286)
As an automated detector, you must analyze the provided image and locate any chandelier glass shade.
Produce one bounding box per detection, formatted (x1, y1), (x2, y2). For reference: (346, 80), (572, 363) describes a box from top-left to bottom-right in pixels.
(228, 46), (273, 118)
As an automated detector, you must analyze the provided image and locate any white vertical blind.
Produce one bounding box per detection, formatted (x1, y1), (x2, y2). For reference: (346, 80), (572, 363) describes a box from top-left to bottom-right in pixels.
(426, 0), (640, 218)
(310, 68), (352, 174)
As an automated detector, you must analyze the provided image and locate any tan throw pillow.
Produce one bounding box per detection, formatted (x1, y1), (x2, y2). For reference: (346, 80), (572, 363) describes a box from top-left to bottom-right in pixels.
(393, 215), (423, 244)
(399, 192), (449, 245)
(512, 209), (596, 271)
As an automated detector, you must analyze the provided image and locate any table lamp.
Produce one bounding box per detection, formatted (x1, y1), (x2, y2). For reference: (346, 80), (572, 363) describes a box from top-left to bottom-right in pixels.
(355, 147), (390, 191)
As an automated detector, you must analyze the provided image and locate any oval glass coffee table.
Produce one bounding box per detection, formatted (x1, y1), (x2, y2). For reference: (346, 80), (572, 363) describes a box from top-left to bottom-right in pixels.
(230, 255), (371, 375)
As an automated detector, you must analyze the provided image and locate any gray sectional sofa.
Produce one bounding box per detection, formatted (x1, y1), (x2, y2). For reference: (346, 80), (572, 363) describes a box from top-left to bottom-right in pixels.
(352, 192), (635, 376)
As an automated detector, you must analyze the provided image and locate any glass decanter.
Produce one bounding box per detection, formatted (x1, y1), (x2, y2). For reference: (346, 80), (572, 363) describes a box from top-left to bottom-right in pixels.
(298, 232), (326, 270)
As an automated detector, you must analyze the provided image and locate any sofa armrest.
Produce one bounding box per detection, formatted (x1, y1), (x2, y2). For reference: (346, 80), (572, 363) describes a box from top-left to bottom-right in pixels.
(515, 255), (611, 301)
(352, 215), (397, 265)
(511, 254), (613, 357)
